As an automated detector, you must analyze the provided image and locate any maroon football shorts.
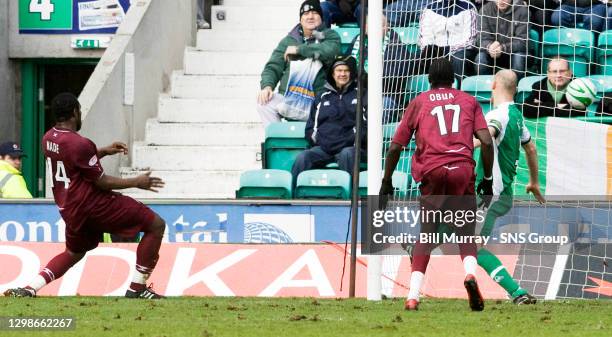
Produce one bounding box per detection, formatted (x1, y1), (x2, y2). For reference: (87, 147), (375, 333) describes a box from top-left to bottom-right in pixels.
(64, 194), (156, 253)
(418, 161), (477, 235)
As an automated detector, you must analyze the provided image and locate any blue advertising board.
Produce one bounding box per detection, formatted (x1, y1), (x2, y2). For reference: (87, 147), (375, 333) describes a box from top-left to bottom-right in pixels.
(0, 201), (354, 243)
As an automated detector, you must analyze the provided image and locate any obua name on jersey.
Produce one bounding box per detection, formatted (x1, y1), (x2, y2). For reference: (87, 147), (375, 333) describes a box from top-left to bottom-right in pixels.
(428, 92), (455, 102)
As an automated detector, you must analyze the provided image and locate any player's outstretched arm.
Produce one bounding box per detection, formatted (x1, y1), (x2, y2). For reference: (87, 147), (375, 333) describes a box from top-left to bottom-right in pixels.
(97, 142), (128, 159)
(94, 172), (165, 192)
(522, 141), (545, 204)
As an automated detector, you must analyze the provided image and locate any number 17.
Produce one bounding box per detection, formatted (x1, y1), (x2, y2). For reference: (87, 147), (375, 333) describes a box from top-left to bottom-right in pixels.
(431, 104), (461, 136)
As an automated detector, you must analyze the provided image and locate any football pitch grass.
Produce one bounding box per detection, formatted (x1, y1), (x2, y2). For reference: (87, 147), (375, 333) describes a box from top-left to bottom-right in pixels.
(1, 297), (611, 337)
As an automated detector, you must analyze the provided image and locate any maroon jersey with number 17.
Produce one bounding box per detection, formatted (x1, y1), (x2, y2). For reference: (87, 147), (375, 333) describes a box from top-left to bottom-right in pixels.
(42, 127), (112, 231)
(392, 87), (487, 183)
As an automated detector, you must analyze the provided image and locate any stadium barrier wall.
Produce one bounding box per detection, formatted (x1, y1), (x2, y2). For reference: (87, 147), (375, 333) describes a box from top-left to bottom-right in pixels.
(78, 0), (196, 178)
(0, 242), (514, 298)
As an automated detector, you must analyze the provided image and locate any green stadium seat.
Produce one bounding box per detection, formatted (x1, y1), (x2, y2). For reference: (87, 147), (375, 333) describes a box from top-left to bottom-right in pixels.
(334, 27), (360, 54)
(516, 75), (545, 104)
(542, 28), (594, 77)
(461, 75), (494, 113)
(325, 161), (367, 170)
(393, 26), (419, 53)
(404, 75), (459, 104)
(584, 75), (612, 116)
(263, 122), (308, 172)
(358, 171), (410, 197)
(236, 169), (292, 199)
(528, 29), (540, 58)
(598, 30), (612, 75)
(295, 169), (351, 199)
(587, 75), (612, 97)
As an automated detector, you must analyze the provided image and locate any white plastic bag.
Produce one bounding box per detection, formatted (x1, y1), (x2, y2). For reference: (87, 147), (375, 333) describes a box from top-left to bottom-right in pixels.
(278, 58), (323, 121)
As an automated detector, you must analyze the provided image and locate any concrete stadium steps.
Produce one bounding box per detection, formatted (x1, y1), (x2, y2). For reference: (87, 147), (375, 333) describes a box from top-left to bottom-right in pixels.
(120, 169), (241, 199)
(196, 29), (287, 52)
(158, 95), (258, 123)
(170, 71), (259, 99)
(211, 6), (298, 31)
(131, 143), (259, 171)
(183, 48), (269, 75)
(125, 0), (304, 199)
(144, 119), (264, 146)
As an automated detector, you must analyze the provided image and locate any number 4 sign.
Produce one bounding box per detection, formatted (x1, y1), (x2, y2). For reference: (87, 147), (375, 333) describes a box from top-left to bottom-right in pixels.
(19, 0), (73, 31)
(30, 0), (55, 20)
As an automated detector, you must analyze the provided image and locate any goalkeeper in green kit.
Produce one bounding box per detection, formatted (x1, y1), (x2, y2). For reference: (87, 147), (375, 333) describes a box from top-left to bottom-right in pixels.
(471, 69), (545, 304)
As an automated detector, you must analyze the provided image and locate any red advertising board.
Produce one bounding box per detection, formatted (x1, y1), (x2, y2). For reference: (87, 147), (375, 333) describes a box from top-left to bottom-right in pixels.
(0, 243), (514, 299)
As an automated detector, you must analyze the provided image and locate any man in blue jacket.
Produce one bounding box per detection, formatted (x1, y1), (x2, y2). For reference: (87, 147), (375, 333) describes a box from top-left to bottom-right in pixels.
(291, 56), (367, 186)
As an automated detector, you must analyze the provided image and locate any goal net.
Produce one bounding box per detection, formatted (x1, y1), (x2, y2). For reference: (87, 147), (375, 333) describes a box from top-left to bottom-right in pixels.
(366, 0), (612, 300)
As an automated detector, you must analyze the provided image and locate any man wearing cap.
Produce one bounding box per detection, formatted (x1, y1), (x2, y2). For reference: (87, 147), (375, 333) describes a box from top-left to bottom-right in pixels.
(257, 0), (341, 126)
(0, 142), (33, 198)
(291, 56), (367, 188)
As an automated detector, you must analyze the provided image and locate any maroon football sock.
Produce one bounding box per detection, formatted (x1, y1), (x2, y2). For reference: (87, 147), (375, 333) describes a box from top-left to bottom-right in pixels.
(130, 232), (162, 291)
(458, 242), (477, 262)
(411, 242), (433, 273)
(39, 250), (82, 284)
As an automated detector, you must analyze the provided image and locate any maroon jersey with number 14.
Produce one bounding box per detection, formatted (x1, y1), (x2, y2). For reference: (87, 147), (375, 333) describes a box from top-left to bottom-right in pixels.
(393, 87), (488, 183)
(42, 127), (110, 228)
(42, 127), (155, 254)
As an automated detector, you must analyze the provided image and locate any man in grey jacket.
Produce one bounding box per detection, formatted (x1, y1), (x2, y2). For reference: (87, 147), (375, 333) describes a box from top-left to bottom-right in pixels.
(476, 0), (529, 80)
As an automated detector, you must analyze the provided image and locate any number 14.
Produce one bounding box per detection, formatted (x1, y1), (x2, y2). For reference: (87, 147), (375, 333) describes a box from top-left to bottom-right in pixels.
(431, 104), (461, 135)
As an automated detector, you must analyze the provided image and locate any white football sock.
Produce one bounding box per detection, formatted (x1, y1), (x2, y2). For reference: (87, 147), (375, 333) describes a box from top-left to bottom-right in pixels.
(463, 255), (477, 276)
(29, 275), (47, 292)
(407, 271), (424, 300)
(131, 270), (150, 286)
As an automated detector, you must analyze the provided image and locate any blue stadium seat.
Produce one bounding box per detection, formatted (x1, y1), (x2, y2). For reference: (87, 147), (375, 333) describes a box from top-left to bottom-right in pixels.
(263, 122), (308, 172)
(516, 75), (545, 104)
(295, 169), (351, 199)
(461, 75), (494, 114)
(542, 28), (594, 77)
(236, 169), (292, 199)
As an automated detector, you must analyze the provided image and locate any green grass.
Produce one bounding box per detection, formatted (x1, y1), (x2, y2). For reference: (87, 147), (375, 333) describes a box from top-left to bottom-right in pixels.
(1, 297), (611, 337)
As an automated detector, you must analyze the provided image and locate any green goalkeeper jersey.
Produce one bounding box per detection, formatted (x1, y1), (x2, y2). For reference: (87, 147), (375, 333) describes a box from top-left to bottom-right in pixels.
(476, 102), (531, 196)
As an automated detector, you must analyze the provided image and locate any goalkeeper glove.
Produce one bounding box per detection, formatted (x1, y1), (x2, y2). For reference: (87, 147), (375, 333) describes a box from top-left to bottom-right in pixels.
(378, 178), (394, 210)
(477, 176), (493, 209)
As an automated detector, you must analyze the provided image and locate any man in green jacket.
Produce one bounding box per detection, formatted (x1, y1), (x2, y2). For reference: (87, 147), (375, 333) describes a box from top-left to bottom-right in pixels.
(257, 0), (341, 127)
(0, 141), (33, 199)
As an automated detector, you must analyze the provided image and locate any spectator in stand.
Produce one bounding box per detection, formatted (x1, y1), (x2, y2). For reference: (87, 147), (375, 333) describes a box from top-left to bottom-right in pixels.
(410, 0), (479, 83)
(320, 0), (364, 27)
(196, 0), (210, 29)
(349, 15), (412, 122)
(527, 0), (559, 35)
(476, 0), (529, 80)
(291, 56), (367, 187)
(551, 0), (608, 32)
(0, 141), (32, 199)
(522, 57), (587, 118)
(257, 0), (341, 127)
(384, 0), (434, 27)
